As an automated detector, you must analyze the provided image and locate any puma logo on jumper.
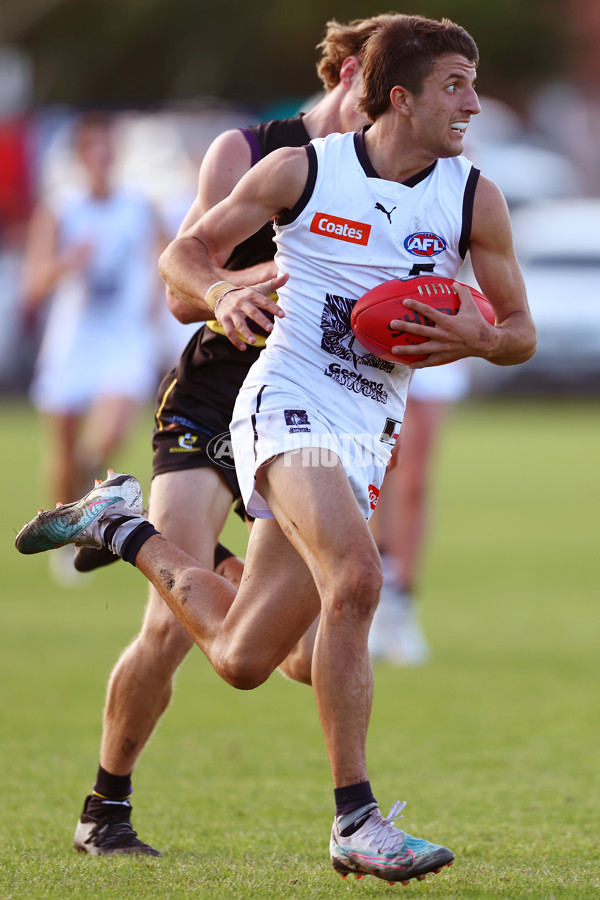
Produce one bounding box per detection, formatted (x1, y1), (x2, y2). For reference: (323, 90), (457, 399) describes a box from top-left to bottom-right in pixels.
(375, 202), (396, 224)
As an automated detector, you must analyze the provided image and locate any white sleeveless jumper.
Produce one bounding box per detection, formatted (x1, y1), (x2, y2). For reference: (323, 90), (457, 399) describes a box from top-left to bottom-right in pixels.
(230, 129), (479, 518)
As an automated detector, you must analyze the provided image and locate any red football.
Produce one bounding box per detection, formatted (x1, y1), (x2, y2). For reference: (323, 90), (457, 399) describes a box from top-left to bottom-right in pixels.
(351, 275), (495, 364)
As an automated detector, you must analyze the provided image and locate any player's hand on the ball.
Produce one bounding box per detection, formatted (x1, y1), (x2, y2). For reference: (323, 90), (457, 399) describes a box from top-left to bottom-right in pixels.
(391, 283), (494, 366)
(216, 272), (288, 350)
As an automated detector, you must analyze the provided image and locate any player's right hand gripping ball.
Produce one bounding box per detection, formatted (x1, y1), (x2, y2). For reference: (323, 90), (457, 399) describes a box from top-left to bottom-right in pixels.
(351, 275), (495, 364)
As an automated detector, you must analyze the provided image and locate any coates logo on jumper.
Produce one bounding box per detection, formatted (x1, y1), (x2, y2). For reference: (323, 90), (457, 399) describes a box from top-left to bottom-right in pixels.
(310, 212), (371, 245)
(404, 231), (447, 257)
(368, 483), (380, 511)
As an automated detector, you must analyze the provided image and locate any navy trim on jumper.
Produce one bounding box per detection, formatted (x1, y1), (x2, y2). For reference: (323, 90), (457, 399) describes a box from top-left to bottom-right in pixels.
(251, 385), (267, 468)
(276, 143), (318, 226)
(402, 160), (437, 187)
(459, 166), (480, 259)
(354, 128), (437, 186)
(354, 129), (379, 178)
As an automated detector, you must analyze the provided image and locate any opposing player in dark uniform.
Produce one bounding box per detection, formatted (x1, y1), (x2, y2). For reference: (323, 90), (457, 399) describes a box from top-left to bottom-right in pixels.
(150, 115), (313, 498)
(67, 17), (377, 856)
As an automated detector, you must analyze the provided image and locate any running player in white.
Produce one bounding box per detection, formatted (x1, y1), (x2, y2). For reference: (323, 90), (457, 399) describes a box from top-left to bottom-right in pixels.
(17, 15), (536, 885)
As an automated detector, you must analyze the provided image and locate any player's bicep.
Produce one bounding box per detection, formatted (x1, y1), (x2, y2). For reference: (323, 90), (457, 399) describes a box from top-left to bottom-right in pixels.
(183, 192), (269, 262)
(469, 177), (529, 323)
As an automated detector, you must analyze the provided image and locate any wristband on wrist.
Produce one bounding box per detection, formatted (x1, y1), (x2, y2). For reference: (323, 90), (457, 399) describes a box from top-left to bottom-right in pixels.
(205, 280), (243, 317)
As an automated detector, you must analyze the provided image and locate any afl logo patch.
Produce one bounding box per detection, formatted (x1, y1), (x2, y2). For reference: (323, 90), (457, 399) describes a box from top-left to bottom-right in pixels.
(404, 232), (447, 257)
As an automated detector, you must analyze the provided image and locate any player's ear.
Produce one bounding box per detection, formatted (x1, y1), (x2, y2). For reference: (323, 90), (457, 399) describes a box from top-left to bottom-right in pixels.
(390, 85), (412, 115)
(340, 55), (361, 90)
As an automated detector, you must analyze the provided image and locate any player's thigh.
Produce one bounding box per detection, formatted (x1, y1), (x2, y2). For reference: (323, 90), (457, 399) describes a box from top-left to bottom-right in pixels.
(222, 517), (321, 679)
(257, 450), (381, 592)
(221, 454), (382, 679)
(149, 467), (234, 566)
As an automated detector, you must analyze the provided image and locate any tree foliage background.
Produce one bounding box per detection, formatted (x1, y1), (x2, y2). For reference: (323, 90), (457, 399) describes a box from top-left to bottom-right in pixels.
(1, 0), (567, 112)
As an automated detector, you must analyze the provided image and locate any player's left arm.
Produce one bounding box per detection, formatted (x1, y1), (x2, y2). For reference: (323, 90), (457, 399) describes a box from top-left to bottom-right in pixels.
(465, 176), (537, 365)
(397, 177), (537, 368)
(165, 128), (277, 325)
(159, 146), (307, 349)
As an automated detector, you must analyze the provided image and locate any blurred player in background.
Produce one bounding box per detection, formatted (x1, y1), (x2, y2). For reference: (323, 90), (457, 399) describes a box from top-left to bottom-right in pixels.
(21, 112), (162, 583)
(65, 17), (382, 857)
(369, 361), (470, 664)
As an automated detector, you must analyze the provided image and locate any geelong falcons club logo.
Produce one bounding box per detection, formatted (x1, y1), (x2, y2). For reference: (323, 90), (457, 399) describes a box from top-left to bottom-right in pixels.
(284, 409), (310, 433)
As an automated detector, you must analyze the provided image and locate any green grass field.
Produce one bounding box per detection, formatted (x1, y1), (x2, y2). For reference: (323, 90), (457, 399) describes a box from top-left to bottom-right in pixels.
(1, 396), (598, 899)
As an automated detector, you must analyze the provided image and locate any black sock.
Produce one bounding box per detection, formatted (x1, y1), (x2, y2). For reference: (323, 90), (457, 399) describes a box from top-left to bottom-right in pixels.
(102, 516), (159, 566)
(334, 781), (377, 835)
(121, 521), (159, 565)
(93, 764), (132, 802)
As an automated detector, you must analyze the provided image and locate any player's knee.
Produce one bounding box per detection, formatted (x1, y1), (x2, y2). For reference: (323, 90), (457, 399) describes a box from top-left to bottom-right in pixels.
(218, 660), (271, 691)
(216, 643), (275, 691)
(327, 556), (383, 622)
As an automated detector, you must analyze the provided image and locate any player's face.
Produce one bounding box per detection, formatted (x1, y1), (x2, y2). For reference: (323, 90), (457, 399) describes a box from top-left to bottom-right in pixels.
(77, 126), (115, 178)
(409, 53), (480, 158)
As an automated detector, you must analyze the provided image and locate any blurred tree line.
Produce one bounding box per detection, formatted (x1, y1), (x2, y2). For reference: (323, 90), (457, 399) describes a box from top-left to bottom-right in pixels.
(1, 0), (565, 112)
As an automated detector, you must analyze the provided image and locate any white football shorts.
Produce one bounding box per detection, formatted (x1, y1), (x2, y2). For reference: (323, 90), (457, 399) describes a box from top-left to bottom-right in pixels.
(230, 383), (390, 521)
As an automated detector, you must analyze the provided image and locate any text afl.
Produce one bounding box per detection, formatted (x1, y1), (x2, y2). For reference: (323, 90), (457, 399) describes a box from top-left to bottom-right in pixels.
(404, 232), (447, 256)
(310, 212), (371, 245)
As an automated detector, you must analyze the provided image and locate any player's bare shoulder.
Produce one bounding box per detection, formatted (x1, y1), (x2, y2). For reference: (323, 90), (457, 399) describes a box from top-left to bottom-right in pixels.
(470, 173), (515, 249)
(198, 129), (254, 203)
(254, 144), (310, 185)
(205, 128), (254, 164)
(472, 174), (511, 224)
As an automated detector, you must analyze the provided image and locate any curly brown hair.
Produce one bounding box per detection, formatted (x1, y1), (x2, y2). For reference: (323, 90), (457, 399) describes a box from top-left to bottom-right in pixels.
(316, 14), (403, 91)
